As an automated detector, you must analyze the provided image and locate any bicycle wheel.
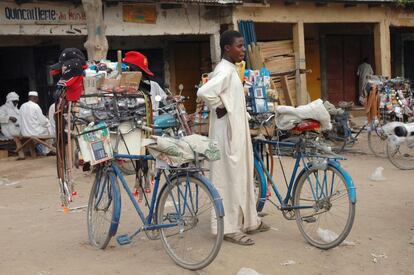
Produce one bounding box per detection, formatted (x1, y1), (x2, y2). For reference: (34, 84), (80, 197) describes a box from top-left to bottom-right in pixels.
(323, 131), (347, 154)
(293, 165), (355, 249)
(254, 160), (267, 212)
(386, 142), (414, 170)
(368, 126), (387, 157)
(156, 174), (224, 270)
(323, 122), (349, 154)
(87, 165), (121, 249)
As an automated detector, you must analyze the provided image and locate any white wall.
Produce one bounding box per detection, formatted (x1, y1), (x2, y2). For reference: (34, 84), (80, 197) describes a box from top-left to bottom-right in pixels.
(0, 2), (221, 36)
(104, 4), (220, 36)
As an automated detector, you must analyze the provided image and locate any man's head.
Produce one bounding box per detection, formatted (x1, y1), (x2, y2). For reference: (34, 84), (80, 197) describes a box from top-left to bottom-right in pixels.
(363, 57), (369, 63)
(6, 92), (19, 106)
(28, 91), (39, 103)
(220, 30), (245, 64)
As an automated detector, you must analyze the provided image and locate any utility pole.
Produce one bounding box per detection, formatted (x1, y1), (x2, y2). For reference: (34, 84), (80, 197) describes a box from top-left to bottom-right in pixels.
(82, 0), (108, 61)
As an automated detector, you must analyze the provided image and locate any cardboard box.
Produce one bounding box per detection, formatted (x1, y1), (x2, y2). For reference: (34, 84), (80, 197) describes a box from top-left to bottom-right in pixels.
(120, 72), (142, 93)
(100, 78), (120, 92)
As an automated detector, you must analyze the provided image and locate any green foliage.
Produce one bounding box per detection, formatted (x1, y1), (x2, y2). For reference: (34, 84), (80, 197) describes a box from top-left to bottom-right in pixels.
(396, 0), (414, 7)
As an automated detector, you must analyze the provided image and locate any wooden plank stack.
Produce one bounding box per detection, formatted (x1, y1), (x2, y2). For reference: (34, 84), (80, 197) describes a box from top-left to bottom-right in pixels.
(248, 40), (297, 106)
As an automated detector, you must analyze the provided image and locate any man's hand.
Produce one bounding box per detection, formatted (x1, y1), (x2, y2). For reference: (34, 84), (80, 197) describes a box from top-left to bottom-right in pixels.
(9, 116), (17, 123)
(216, 107), (227, 119)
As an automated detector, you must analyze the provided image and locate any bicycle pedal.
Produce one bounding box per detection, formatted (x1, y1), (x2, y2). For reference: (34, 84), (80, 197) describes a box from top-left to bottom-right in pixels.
(302, 216), (317, 223)
(116, 234), (132, 245)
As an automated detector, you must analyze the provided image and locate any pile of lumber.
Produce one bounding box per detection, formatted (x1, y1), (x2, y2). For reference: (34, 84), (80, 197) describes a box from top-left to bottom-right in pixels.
(247, 40), (297, 106)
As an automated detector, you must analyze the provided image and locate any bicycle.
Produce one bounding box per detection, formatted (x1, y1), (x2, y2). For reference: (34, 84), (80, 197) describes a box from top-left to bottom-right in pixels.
(253, 116), (356, 249)
(87, 134), (225, 270)
(385, 122), (414, 170)
(322, 108), (391, 157)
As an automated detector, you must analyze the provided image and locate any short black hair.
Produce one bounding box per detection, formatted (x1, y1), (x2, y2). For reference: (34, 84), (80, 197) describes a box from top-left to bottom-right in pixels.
(363, 57), (369, 63)
(220, 30), (243, 52)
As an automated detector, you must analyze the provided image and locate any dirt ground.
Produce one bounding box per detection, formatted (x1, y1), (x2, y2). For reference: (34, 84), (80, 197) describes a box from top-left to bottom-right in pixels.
(1, 132), (413, 275)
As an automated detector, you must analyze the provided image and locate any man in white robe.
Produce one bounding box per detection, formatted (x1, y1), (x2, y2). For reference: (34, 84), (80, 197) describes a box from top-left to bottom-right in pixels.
(357, 58), (374, 105)
(197, 30), (269, 245)
(19, 91), (52, 155)
(48, 103), (56, 137)
(20, 91), (51, 137)
(0, 92), (21, 139)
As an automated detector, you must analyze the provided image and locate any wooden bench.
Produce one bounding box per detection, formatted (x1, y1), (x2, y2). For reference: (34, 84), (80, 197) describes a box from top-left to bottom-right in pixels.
(0, 137), (15, 159)
(13, 136), (56, 159)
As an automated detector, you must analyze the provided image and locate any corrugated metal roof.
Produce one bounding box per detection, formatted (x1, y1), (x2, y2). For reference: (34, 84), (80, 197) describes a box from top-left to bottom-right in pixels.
(162, 0), (242, 4)
(322, 0), (395, 2)
(104, 0), (242, 5)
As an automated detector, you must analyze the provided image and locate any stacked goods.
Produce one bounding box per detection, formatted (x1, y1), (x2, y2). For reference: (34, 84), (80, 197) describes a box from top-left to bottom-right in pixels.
(247, 40), (298, 106)
(378, 77), (413, 122)
(79, 61), (151, 156)
(80, 60), (148, 122)
(367, 76), (414, 122)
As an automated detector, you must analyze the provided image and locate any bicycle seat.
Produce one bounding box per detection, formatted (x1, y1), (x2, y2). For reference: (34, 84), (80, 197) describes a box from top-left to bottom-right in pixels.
(290, 120), (321, 134)
(275, 99), (332, 131)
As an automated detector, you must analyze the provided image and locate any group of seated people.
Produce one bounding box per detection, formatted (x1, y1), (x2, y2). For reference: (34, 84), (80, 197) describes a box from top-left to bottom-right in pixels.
(0, 91), (55, 156)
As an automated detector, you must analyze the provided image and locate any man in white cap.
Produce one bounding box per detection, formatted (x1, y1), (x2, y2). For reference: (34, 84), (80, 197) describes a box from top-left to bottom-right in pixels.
(20, 91), (51, 137)
(0, 92), (21, 139)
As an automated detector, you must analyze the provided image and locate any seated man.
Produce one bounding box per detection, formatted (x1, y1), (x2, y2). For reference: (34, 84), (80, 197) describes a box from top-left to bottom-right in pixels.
(19, 91), (51, 155)
(0, 92), (21, 139)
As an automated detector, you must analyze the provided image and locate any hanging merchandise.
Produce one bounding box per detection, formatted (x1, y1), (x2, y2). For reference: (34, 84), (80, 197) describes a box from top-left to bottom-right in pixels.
(369, 76), (414, 122)
(245, 67), (270, 114)
(77, 122), (113, 165)
(51, 48), (152, 209)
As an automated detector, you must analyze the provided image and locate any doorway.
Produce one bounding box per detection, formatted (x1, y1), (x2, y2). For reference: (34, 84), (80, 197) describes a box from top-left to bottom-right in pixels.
(324, 35), (375, 104)
(403, 40), (414, 85)
(172, 42), (211, 113)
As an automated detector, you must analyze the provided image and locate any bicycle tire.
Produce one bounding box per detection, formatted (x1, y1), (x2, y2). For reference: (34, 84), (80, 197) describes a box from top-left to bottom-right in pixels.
(293, 165), (355, 249)
(254, 160), (267, 212)
(87, 165), (121, 249)
(322, 126), (348, 154)
(386, 142), (414, 170)
(367, 129), (387, 157)
(156, 174), (224, 270)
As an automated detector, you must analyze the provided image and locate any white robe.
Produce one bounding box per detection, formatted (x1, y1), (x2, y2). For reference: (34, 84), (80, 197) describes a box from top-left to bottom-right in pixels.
(149, 80), (167, 116)
(357, 62), (374, 98)
(48, 103), (56, 137)
(0, 101), (20, 139)
(19, 101), (50, 137)
(197, 59), (260, 234)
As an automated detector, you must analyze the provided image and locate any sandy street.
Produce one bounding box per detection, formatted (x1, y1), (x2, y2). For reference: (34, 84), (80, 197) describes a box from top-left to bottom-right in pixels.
(0, 135), (413, 275)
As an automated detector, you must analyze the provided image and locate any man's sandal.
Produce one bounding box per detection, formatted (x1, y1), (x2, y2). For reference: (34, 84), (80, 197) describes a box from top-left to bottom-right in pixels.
(224, 233), (255, 246)
(246, 221), (271, 234)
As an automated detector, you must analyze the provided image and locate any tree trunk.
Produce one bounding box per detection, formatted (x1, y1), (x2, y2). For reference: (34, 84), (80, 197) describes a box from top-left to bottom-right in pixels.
(82, 0), (108, 62)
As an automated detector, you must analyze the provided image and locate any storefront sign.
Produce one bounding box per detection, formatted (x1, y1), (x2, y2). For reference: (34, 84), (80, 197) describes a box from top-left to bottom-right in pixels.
(122, 3), (157, 24)
(0, 2), (86, 25)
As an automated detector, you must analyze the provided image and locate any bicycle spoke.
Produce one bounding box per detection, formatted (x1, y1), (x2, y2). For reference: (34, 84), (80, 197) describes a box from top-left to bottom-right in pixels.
(295, 166), (355, 249)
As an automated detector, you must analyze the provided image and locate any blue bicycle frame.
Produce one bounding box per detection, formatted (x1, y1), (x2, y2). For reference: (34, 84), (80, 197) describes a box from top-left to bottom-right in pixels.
(105, 153), (224, 238)
(253, 139), (356, 213)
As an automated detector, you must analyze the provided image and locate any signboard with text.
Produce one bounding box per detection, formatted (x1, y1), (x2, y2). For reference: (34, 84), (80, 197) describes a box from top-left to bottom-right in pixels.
(122, 3), (157, 24)
(0, 2), (86, 25)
